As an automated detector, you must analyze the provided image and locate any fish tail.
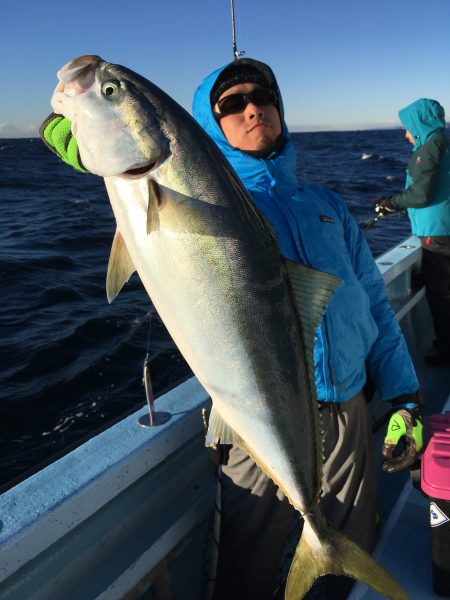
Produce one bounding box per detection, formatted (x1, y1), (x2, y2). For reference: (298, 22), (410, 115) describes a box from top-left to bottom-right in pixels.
(285, 526), (409, 600)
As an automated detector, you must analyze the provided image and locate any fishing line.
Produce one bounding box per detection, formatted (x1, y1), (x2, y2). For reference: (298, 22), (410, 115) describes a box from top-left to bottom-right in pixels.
(144, 309), (153, 360)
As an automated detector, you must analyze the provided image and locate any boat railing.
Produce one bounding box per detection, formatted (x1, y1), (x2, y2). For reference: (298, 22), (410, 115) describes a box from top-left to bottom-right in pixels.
(368, 236), (430, 426)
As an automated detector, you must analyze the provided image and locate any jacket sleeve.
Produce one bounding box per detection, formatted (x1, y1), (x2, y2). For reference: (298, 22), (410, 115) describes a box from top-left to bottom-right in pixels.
(391, 135), (443, 209)
(340, 203), (420, 400)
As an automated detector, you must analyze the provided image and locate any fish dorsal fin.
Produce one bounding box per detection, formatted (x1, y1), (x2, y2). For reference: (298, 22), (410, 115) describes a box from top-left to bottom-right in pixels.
(106, 229), (136, 303)
(285, 260), (342, 419)
(285, 260), (342, 352)
(147, 179), (161, 234)
(205, 406), (244, 447)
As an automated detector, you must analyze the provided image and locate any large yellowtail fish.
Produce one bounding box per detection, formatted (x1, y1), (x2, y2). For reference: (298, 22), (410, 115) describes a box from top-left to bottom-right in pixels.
(50, 55), (408, 600)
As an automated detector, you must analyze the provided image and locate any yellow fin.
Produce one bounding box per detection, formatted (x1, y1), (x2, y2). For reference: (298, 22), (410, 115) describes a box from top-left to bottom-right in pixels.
(285, 260), (342, 346)
(205, 406), (243, 447)
(106, 230), (136, 303)
(285, 260), (342, 401)
(286, 525), (409, 600)
(147, 179), (161, 234)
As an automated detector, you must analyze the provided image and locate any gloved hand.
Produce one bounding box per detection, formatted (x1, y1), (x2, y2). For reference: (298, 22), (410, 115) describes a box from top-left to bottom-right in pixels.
(372, 196), (398, 217)
(382, 406), (423, 474)
(39, 113), (88, 172)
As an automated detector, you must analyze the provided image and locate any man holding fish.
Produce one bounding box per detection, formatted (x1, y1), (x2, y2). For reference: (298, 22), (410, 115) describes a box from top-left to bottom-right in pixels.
(41, 56), (422, 600)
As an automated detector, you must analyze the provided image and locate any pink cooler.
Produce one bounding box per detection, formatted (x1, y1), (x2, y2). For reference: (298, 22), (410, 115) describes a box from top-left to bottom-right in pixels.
(421, 411), (450, 596)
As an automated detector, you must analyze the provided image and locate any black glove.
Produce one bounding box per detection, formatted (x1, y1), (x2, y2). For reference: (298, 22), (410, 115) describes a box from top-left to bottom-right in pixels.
(381, 392), (423, 474)
(372, 196), (398, 217)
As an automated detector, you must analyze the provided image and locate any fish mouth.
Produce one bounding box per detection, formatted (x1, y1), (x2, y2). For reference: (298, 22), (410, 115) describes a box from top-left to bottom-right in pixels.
(121, 161), (157, 178)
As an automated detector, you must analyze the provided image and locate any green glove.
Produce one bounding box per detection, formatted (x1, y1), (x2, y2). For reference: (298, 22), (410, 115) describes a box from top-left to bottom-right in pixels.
(39, 113), (88, 172)
(382, 408), (423, 474)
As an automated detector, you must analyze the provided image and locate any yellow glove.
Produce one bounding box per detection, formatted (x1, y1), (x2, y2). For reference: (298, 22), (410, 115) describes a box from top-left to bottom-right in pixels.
(382, 407), (423, 474)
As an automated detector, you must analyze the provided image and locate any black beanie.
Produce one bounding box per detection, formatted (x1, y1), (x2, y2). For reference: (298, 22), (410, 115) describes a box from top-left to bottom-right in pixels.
(210, 60), (277, 108)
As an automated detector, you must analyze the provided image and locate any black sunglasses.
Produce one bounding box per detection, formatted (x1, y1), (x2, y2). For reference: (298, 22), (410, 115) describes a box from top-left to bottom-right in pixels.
(214, 88), (278, 118)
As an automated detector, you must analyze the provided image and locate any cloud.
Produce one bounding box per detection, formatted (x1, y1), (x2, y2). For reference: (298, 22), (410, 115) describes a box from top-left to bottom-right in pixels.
(0, 123), (39, 138)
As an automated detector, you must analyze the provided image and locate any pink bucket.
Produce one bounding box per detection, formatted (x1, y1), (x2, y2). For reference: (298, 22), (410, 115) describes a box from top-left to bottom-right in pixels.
(421, 411), (450, 501)
(421, 410), (450, 596)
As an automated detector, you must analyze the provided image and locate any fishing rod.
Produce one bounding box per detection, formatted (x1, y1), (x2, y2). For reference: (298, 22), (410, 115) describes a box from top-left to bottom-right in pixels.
(230, 0), (245, 60)
(360, 213), (384, 231)
(360, 207), (407, 231)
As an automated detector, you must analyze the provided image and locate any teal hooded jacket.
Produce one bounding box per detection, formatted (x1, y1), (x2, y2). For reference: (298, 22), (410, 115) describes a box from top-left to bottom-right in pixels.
(192, 59), (419, 403)
(393, 98), (450, 236)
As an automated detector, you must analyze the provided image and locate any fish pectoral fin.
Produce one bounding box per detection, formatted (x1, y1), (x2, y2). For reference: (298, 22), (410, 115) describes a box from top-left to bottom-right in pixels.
(286, 526), (409, 600)
(205, 406), (243, 447)
(106, 229), (136, 303)
(147, 179), (162, 234)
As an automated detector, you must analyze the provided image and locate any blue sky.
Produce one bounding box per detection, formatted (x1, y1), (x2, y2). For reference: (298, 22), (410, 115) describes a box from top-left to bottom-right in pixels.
(2, 0), (450, 134)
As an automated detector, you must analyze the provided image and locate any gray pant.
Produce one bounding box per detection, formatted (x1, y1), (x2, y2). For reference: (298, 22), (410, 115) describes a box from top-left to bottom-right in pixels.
(211, 391), (377, 600)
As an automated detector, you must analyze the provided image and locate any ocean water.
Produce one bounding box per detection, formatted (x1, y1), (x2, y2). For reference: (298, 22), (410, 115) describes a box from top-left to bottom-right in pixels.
(0, 130), (413, 489)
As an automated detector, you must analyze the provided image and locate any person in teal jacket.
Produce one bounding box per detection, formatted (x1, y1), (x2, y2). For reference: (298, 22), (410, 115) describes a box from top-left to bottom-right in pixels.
(373, 98), (450, 367)
(41, 59), (423, 600)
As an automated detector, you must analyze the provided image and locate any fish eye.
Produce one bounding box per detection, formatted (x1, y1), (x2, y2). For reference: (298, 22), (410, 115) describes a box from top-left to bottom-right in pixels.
(101, 81), (121, 97)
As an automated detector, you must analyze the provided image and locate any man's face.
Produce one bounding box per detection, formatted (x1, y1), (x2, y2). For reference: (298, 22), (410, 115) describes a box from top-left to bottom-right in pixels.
(214, 83), (282, 153)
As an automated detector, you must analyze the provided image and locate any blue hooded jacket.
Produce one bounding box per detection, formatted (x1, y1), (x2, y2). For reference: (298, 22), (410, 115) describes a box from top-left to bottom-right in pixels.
(192, 59), (419, 403)
(395, 98), (450, 236)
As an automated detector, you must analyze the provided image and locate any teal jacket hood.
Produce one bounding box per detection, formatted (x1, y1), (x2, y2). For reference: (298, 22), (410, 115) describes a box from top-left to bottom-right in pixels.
(399, 98), (446, 149)
(192, 58), (299, 195)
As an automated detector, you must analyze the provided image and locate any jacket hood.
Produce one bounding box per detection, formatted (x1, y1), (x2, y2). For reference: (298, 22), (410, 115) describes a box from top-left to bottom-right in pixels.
(192, 58), (298, 192)
(399, 98), (446, 149)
